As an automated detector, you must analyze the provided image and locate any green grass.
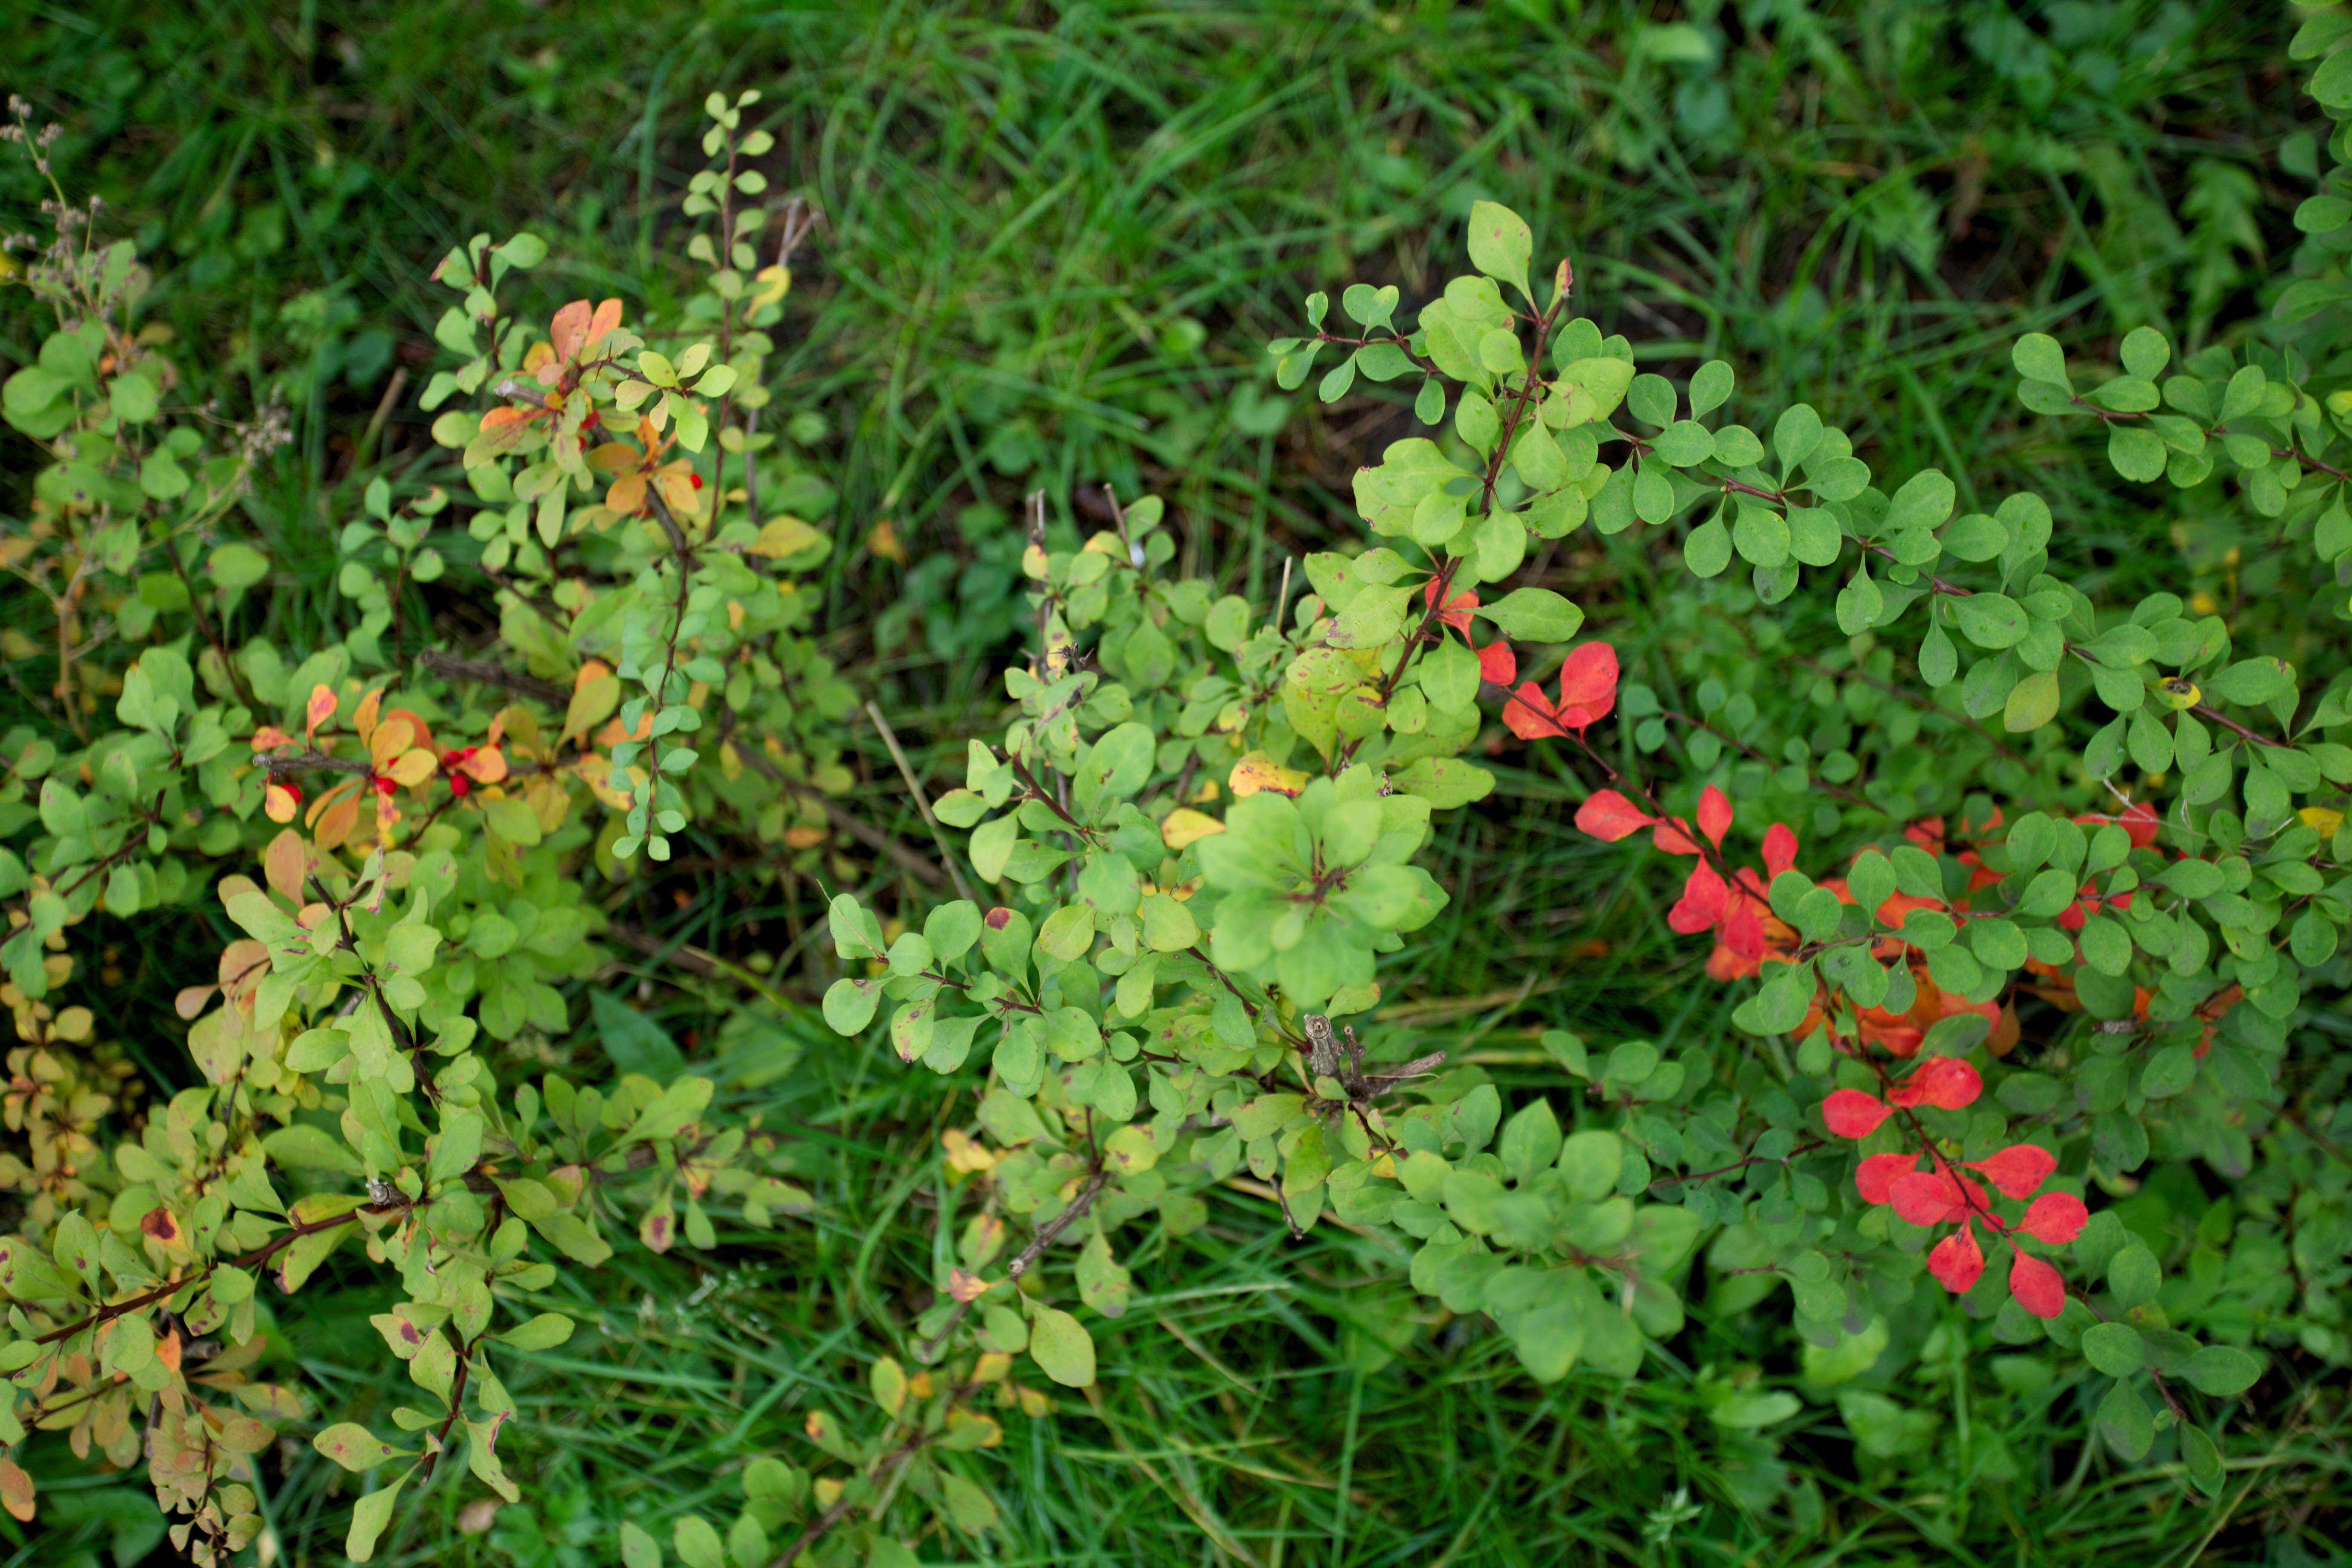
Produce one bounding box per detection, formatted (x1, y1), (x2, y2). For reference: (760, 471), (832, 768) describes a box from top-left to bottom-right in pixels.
(7, 2), (2351, 1564)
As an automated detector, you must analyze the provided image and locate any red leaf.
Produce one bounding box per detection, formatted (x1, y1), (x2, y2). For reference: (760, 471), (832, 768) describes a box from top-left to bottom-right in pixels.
(1653, 818), (1701, 856)
(2008, 1249), (2065, 1319)
(1761, 822), (1799, 880)
(1424, 577), (1478, 634)
(1476, 639), (1517, 685)
(1697, 785), (1733, 849)
(1966, 1143), (2057, 1201)
(1554, 642), (1620, 728)
(1505, 683), (1568, 740)
(1718, 896), (1766, 960)
(1887, 1056), (1982, 1111)
(1574, 790), (1655, 841)
(1668, 861), (1729, 934)
(1889, 1170), (1967, 1226)
(2076, 800), (2160, 851)
(2016, 1191), (2089, 1244)
(1822, 1089), (1893, 1139)
(1856, 1152), (1918, 1204)
(1926, 1219), (1985, 1294)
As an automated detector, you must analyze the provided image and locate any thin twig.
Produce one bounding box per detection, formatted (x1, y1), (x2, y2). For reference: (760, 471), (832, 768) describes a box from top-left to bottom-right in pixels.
(866, 701), (980, 904)
(916, 1166), (1109, 1360)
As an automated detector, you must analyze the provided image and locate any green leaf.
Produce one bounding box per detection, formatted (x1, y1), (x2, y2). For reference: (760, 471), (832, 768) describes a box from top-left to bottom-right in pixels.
(2095, 1381), (2154, 1462)
(619, 1521), (663, 1568)
(1466, 201), (1534, 301)
(2013, 333), (2070, 390)
(2003, 668), (2061, 732)
(2109, 425), (2166, 482)
(1555, 357), (1634, 426)
(1884, 469), (1955, 533)
(2080, 1323), (2145, 1378)
(1479, 586), (1583, 642)
(1711, 1390), (1802, 1429)
(345, 1469), (413, 1562)
(591, 991), (687, 1078)
(1773, 404), (1823, 471)
(1954, 594), (2028, 649)
(208, 543), (270, 591)
(1688, 360), (1734, 419)
(674, 1516), (727, 1568)
(2182, 1345), (2261, 1397)
(1029, 1307), (1096, 1387)
(315, 1423), (414, 1472)
(2119, 326), (2169, 380)
(1686, 516), (1732, 579)
(496, 1313), (575, 1351)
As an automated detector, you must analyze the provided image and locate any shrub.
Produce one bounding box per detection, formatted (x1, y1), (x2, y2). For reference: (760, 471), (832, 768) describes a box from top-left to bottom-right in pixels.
(0, 90), (844, 1561)
(5, 24), (2352, 1568)
(807, 21), (2352, 1555)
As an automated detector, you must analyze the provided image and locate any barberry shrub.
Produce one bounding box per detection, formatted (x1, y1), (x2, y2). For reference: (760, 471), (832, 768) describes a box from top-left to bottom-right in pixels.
(3, 31), (2352, 1568)
(804, 24), (2352, 1553)
(0, 91), (854, 1560)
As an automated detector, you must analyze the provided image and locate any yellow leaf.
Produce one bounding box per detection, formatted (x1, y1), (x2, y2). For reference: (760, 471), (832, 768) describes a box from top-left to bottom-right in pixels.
(867, 519), (906, 564)
(1228, 752), (1308, 799)
(1160, 808), (1226, 851)
(749, 514), (825, 558)
(750, 264), (791, 309)
(385, 748), (438, 788)
(563, 674), (622, 745)
(2300, 806), (2343, 838)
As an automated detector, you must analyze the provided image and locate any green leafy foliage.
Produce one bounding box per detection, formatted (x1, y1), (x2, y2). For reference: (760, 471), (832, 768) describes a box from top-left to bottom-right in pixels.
(804, 30), (2352, 1557)
(5, 11), (2352, 1564)
(0, 93), (827, 1562)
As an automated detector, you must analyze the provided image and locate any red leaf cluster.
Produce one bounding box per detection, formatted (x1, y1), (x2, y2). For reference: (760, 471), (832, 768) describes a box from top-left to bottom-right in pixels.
(1575, 784), (1799, 970)
(1505, 641), (1617, 738)
(1830, 1069), (2085, 1319)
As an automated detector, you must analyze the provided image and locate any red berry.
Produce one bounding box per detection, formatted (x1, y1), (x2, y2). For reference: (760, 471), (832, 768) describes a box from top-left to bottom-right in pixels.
(450, 775), (471, 797)
(689, 472), (703, 490)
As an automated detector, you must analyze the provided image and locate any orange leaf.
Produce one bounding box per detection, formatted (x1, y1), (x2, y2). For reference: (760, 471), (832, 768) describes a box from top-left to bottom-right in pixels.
(1503, 682), (1566, 740)
(1697, 785), (1732, 848)
(588, 298), (624, 351)
(304, 683), (337, 741)
(549, 299), (594, 364)
(0, 1457), (33, 1523)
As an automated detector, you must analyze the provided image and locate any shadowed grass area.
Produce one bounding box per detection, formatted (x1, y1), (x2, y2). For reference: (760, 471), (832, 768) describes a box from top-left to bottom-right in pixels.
(6, 3), (2349, 1565)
